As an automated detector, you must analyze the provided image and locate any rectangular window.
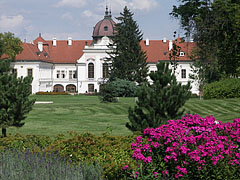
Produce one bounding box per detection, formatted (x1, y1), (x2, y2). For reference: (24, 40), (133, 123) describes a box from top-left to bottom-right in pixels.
(88, 84), (94, 93)
(57, 70), (60, 78)
(12, 68), (17, 76)
(27, 68), (33, 77)
(61, 70), (65, 79)
(181, 69), (186, 79)
(69, 70), (72, 79)
(73, 71), (77, 79)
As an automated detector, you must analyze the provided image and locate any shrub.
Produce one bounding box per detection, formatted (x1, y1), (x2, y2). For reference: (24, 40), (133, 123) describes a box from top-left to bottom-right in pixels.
(0, 133), (137, 179)
(99, 83), (118, 102)
(0, 149), (102, 180)
(203, 78), (240, 99)
(99, 79), (139, 102)
(126, 62), (191, 132)
(110, 79), (139, 97)
(36, 91), (69, 95)
(124, 114), (240, 179)
(45, 133), (137, 179)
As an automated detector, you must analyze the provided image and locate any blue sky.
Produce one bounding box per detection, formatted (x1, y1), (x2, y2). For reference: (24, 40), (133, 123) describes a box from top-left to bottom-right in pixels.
(0, 0), (182, 42)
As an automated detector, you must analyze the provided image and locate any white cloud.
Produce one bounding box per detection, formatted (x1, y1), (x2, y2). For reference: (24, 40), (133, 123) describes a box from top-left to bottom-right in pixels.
(61, 12), (73, 20)
(82, 10), (101, 21)
(97, 0), (158, 14)
(0, 15), (24, 30)
(55, 0), (87, 8)
(129, 0), (158, 11)
(97, 0), (128, 14)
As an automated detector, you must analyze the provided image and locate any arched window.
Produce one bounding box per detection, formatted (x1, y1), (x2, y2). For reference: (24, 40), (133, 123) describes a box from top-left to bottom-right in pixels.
(53, 84), (64, 92)
(103, 63), (109, 78)
(88, 63), (94, 78)
(66, 84), (76, 93)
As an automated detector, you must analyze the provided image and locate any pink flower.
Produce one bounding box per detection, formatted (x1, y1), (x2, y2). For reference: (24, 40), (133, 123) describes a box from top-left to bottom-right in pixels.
(122, 165), (128, 170)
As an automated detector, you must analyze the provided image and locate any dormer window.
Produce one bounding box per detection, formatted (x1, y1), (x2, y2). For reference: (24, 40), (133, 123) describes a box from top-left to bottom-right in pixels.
(104, 26), (108, 31)
(180, 52), (185, 57)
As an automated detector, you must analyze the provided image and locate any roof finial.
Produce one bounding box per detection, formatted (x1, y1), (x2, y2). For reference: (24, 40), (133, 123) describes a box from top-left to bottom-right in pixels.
(109, 6), (112, 17)
(105, 5), (109, 16)
(39, 33), (41, 37)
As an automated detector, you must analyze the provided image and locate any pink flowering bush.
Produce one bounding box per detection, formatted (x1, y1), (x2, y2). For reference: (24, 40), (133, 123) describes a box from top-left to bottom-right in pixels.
(124, 114), (240, 179)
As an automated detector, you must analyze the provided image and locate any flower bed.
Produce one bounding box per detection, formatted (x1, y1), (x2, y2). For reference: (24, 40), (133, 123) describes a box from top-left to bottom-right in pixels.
(125, 114), (240, 179)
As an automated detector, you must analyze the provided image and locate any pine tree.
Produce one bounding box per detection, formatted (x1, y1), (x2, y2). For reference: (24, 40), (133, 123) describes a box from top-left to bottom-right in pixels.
(108, 6), (148, 84)
(0, 32), (35, 137)
(126, 62), (191, 132)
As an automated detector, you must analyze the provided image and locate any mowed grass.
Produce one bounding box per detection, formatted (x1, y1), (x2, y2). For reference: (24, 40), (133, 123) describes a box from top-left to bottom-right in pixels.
(8, 95), (240, 136)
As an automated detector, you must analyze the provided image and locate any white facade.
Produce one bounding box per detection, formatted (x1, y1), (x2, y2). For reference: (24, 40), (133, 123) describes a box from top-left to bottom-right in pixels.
(12, 36), (199, 95)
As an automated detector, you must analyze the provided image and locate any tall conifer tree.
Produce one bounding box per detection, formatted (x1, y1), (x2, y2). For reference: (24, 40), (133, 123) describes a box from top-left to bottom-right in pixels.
(108, 6), (148, 84)
(0, 32), (35, 137)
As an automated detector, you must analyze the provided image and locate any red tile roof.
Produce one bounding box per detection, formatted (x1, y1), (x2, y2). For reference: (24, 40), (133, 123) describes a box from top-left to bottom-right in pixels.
(1, 43), (52, 63)
(12, 36), (196, 64)
(44, 40), (92, 63)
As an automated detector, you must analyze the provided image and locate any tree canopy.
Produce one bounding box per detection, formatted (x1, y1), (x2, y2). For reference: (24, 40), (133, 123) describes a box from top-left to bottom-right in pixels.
(108, 6), (148, 84)
(171, 0), (240, 83)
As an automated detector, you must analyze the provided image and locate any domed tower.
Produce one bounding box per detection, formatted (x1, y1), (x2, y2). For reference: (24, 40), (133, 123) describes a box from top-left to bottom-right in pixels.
(92, 7), (116, 43)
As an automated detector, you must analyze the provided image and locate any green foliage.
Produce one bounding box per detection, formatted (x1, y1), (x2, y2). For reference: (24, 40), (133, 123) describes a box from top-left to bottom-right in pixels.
(0, 149), (103, 180)
(36, 91), (69, 95)
(99, 82), (118, 102)
(126, 62), (191, 132)
(111, 79), (139, 97)
(46, 133), (137, 179)
(203, 78), (240, 99)
(0, 33), (35, 137)
(99, 79), (139, 102)
(171, 0), (240, 83)
(0, 133), (137, 180)
(0, 32), (23, 60)
(169, 31), (182, 73)
(108, 6), (148, 84)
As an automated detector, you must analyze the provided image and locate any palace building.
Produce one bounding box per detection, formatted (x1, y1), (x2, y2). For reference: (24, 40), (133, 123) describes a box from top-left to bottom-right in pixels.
(11, 8), (199, 94)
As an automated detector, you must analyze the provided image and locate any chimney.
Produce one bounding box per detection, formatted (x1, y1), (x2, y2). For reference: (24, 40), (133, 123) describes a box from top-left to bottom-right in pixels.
(163, 37), (167, 43)
(146, 37), (149, 46)
(38, 42), (43, 52)
(169, 40), (173, 51)
(53, 38), (57, 47)
(68, 37), (72, 46)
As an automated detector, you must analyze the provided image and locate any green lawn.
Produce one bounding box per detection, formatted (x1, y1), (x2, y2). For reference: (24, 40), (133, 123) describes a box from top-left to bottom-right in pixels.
(7, 95), (240, 136)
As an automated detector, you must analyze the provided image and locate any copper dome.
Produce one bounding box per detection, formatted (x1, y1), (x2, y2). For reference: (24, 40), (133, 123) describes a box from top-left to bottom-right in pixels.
(92, 7), (116, 40)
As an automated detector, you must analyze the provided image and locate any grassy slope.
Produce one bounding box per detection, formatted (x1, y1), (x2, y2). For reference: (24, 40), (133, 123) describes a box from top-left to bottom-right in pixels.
(7, 95), (240, 136)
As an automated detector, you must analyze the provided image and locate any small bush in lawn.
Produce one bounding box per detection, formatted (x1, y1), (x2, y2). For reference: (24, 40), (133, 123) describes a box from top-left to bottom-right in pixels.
(203, 78), (240, 99)
(0, 149), (103, 180)
(124, 114), (240, 179)
(99, 83), (118, 102)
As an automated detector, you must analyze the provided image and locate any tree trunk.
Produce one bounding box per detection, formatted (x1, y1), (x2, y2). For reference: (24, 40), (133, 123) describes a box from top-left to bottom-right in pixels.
(1, 128), (6, 138)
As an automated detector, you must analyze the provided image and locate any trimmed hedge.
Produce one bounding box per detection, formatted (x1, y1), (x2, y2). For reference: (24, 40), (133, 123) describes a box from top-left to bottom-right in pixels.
(203, 78), (240, 99)
(0, 133), (137, 180)
(36, 91), (69, 95)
